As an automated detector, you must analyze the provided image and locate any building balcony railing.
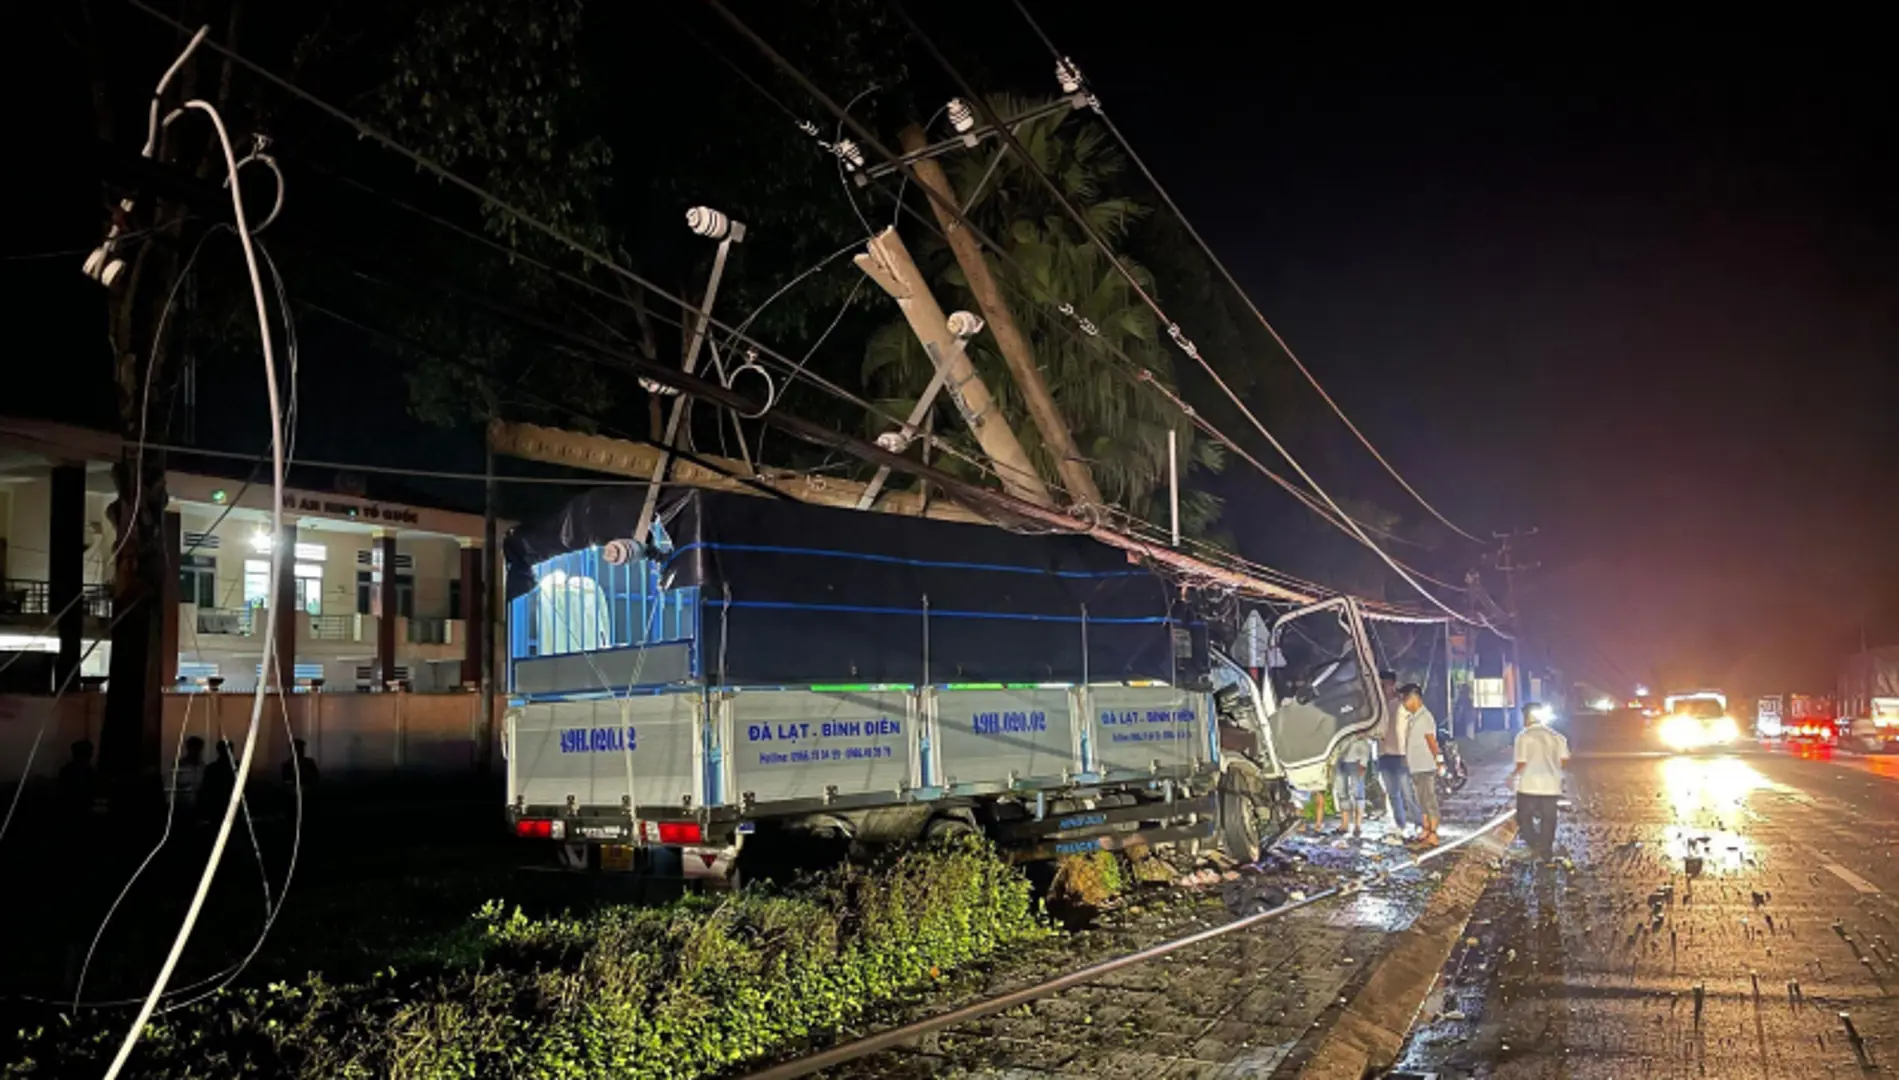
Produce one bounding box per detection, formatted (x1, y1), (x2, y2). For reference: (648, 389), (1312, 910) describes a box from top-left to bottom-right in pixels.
(2, 579), (113, 620)
(196, 607), (256, 636)
(407, 616), (455, 645)
(309, 613), (358, 641)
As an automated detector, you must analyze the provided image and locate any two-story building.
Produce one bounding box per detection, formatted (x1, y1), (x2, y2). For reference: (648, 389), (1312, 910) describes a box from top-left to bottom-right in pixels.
(0, 417), (494, 694)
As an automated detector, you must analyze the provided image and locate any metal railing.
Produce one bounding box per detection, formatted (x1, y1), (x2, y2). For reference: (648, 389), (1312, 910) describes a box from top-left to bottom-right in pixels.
(309, 613), (357, 641)
(407, 616), (454, 644)
(0, 579), (48, 616)
(1, 580), (112, 619)
(196, 608), (256, 636)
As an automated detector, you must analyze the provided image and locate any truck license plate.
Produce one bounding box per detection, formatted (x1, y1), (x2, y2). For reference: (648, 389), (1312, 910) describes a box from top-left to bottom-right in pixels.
(601, 844), (635, 873)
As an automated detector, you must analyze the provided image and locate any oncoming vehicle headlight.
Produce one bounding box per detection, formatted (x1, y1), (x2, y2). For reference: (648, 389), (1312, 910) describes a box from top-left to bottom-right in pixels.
(1659, 714), (1703, 751)
(1710, 716), (1740, 744)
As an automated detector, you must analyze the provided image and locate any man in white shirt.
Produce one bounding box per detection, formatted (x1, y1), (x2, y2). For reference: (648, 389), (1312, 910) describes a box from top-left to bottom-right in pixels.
(1398, 684), (1443, 846)
(1511, 702), (1571, 861)
(1373, 671), (1420, 841)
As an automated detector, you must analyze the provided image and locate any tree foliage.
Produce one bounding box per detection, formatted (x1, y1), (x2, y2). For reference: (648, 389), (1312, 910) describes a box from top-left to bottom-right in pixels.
(865, 96), (1226, 537)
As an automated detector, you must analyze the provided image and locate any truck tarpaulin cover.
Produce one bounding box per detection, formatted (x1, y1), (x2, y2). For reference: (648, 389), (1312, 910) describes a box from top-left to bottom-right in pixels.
(504, 489), (1190, 685)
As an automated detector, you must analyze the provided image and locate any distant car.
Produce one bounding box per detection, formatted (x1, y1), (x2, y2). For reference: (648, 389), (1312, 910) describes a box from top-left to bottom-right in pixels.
(1784, 718), (1841, 744)
(1656, 697), (1743, 752)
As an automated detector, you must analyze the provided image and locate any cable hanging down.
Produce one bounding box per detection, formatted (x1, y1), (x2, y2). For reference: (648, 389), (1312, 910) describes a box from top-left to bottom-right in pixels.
(702, 0), (1478, 626)
(125, 1), (1453, 621)
(101, 26), (294, 1080)
(1003, 0), (1485, 546)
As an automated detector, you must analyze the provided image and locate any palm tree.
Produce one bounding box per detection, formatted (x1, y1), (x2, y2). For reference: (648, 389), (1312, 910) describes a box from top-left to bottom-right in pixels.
(864, 95), (1225, 538)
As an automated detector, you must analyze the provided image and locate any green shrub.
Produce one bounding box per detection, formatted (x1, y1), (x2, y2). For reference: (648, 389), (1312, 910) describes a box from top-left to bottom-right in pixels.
(4, 840), (1046, 1079)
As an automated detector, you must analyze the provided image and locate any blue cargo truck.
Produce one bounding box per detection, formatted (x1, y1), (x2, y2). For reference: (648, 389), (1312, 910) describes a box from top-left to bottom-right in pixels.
(501, 490), (1389, 880)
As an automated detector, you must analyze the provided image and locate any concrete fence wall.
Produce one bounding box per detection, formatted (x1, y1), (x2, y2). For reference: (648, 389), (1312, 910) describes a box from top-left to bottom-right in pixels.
(0, 691), (499, 786)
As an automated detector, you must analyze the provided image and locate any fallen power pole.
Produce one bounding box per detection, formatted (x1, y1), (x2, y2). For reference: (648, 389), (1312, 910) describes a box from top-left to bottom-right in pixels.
(899, 123), (1104, 510)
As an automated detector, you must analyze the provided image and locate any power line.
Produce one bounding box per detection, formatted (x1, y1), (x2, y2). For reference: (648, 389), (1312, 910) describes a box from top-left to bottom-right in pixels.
(701, 0), (1477, 626)
(289, 160), (1030, 495)
(103, 55), (292, 1076)
(672, 17), (1450, 573)
(123, 1), (1422, 612)
(874, 0), (1475, 626)
(1004, 0), (1486, 544)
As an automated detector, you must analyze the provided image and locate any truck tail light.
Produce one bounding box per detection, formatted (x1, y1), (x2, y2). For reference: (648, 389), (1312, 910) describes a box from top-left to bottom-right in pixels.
(657, 821), (703, 845)
(516, 819), (557, 839)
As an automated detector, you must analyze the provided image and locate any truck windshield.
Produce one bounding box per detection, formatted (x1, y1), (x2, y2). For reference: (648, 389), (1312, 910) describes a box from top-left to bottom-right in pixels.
(1674, 699), (1725, 720)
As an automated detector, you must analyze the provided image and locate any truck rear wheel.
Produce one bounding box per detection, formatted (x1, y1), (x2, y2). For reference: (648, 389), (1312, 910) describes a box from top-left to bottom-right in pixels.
(1219, 789), (1263, 865)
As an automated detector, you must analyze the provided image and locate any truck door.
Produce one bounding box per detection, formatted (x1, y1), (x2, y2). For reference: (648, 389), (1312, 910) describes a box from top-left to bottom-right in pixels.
(1262, 597), (1387, 793)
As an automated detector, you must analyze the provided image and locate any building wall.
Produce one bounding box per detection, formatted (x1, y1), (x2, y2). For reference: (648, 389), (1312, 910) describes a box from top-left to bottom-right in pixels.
(2, 468), (485, 693)
(2, 475), (51, 581)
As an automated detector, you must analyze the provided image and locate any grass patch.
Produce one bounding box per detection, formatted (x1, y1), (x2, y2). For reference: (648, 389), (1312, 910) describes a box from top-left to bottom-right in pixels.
(3, 840), (1046, 1079)
(1048, 851), (1127, 910)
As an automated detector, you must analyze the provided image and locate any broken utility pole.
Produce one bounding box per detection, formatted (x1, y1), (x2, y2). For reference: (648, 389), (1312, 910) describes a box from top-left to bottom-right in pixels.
(899, 123), (1103, 511)
(855, 226), (1055, 508)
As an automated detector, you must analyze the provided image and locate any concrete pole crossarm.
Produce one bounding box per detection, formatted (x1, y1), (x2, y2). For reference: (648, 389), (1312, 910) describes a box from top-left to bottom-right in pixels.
(854, 227), (1055, 508)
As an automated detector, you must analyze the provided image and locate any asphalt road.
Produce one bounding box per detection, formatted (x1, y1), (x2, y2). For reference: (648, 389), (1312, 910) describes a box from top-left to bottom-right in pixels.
(1393, 735), (1899, 1079)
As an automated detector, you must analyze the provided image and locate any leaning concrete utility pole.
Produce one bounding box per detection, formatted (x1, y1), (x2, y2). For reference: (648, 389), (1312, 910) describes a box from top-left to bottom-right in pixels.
(856, 226), (1055, 507)
(899, 123), (1103, 510)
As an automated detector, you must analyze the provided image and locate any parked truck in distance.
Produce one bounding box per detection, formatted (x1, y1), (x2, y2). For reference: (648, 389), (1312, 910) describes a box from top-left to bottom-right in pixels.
(499, 490), (1393, 883)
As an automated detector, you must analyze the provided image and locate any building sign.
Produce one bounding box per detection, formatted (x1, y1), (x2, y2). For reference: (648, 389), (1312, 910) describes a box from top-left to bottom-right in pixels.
(281, 494), (420, 525)
(167, 473), (492, 542)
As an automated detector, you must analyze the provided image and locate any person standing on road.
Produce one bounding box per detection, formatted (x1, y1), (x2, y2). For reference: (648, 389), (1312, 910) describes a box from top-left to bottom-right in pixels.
(1398, 683), (1443, 846)
(175, 735), (206, 810)
(1511, 703), (1571, 862)
(1374, 671), (1420, 842)
(1333, 729), (1373, 841)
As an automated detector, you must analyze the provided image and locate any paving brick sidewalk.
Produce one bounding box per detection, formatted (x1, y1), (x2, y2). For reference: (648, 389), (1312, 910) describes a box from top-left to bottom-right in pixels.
(817, 754), (1518, 1079)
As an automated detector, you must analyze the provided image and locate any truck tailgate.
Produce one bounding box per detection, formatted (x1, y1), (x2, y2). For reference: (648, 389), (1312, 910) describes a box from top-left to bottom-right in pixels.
(509, 696), (702, 813)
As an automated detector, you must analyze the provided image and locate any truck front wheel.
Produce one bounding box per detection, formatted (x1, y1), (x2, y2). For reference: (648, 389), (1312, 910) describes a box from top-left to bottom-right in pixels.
(1219, 789), (1263, 865)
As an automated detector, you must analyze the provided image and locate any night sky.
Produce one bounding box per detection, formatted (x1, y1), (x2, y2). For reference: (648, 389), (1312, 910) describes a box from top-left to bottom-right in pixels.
(998, 4), (1899, 692)
(9, 3), (1895, 694)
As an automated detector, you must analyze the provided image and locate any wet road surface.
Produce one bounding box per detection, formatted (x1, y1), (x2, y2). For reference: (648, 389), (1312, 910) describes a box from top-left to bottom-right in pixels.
(1394, 739), (1899, 1079)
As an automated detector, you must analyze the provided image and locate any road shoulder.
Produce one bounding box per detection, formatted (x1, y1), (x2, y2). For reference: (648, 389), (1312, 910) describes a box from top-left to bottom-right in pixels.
(1291, 821), (1516, 1079)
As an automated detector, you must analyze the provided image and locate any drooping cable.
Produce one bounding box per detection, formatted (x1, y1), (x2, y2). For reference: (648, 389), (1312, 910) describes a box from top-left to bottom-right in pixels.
(102, 71), (290, 1080)
(703, 0), (1476, 624)
(126, 0), (1425, 615)
(1004, 0), (1483, 544)
(875, 0), (1476, 625)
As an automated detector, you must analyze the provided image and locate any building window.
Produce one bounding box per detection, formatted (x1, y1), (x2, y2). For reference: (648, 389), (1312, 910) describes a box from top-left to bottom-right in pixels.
(356, 570), (414, 618)
(294, 562), (323, 615)
(178, 554), (217, 607)
(294, 542), (326, 562)
(243, 559), (270, 609)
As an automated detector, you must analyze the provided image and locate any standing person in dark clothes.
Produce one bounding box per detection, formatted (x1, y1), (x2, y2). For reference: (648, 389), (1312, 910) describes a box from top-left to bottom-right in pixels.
(57, 740), (98, 816)
(281, 738), (319, 787)
(175, 735), (206, 811)
(198, 738), (237, 823)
